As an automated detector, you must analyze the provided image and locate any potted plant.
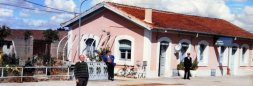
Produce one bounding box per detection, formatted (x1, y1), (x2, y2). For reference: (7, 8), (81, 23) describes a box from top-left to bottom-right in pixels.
(190, 58), (198, 77)
(177, 61), (184, 77)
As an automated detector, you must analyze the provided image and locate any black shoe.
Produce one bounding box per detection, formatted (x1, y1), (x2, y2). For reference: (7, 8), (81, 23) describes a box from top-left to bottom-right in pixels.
(111, 78), (114, 81)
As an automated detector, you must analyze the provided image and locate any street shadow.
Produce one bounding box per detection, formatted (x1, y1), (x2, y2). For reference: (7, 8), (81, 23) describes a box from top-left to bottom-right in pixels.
(214, 46), (223, 76)
(121, 83), (184, 86)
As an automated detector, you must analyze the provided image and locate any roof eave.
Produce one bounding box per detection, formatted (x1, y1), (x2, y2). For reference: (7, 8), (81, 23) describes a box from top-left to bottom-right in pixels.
(61, 2), (152, 30)
(61, 3), (105, 27)
(153, 27), (253, 40)
(104, 4), (152, 30)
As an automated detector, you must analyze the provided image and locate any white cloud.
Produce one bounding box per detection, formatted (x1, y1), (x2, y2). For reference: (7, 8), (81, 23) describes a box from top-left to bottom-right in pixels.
(0, 8), (13, 17)
(50, 14), (75, 24)
(45, 0), (77, 25)
(232, 6), (253, 32)
(92, 0), (253, 33)
(244, 6), (253, 15)
(44, 0), (76, 12)
(228, 0), (247, 2)
(19, 11), (29, 17)
(92, 0), (234, 20)
(23, 19), (47, 27)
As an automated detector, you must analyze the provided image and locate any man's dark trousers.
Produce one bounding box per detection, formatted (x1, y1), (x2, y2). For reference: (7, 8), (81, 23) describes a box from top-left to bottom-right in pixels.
(184, 57), (192, 79)
(76, 77), (89, 86)
(184, 67), (190, 79)
(106, 62), (114, 80)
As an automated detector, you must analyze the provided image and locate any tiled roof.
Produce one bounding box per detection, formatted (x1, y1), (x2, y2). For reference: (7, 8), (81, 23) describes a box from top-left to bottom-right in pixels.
(5, 29), (67, 41)
(107, 2), (253, 39)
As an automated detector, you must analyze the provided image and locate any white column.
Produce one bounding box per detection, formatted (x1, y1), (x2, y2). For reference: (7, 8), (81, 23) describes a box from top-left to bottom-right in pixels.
(67, 30), (73, 63)
(143, 29), (153, 78)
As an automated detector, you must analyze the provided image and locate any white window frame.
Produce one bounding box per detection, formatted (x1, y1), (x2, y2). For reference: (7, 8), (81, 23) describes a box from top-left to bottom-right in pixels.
(156, 37), (172, 77)
(80, 34), (99, 61)
(230, 43), (240, 75)
(119, 39), (132, 61)
(218, 46), (228, 66)
(178, 39), (192, 61)
(114, 35), (135, 65)
(197, 40), (209, 66)
(252, 44), (253, 66)
(240, 44), (249, 66)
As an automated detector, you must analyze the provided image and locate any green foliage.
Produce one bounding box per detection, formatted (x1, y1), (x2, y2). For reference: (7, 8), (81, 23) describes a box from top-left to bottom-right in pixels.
(1, 54), (19, 66)
(177, 61), (184, 70)
(177, 58), (199, 70)
(191, 58), (199, 70)
(0, 25), (11, 41)
(43, 29), (59, 43)
(42, 53), (51, 66)
(24, 31), (32, 40)
(4, 66), (21, 77)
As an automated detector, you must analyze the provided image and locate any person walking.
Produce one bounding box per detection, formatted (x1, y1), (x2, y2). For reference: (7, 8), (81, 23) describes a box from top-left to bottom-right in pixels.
(74, 55), (89, 86)
(184, 53), (192, 80)
(103, 50), (115, 81)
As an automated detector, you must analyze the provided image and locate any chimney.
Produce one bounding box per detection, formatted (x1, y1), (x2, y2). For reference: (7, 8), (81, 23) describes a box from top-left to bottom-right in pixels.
(144, 8), (152, 23)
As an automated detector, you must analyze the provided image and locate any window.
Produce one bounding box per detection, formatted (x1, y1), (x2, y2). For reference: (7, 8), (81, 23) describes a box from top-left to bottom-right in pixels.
(199, 44), (206, 62)
(232, 46), (238, 55)
(119, 39), (131, 60)
(241, 44), (249, 66)
(219, 46), (226, 64)
(198, 40), (209, 66)
(180, 42), (189, 60)
(84, 38), (96, 58)
(242, 47), (247, 63)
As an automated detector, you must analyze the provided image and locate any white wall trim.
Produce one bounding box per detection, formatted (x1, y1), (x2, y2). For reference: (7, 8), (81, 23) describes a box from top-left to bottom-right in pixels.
(80, 34), (100, 59)
(143, 29), (153, 77)
(156, 37), (172, 77)
(252, 44), (253, 66)
(67, 30), (73, 62)
(240, 44), (250, 66)
(217, 46), (229, 66)
(114, 35), (135, 65)
(178, 39), (192, 61)
(197, 40), (209, 66)
(230, 43), (240, 75)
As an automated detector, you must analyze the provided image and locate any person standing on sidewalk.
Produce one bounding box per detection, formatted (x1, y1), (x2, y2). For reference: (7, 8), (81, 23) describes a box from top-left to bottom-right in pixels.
(184, 53), (192, 80)
(103, 50), (115, 81)
(74, 55), (89, 86)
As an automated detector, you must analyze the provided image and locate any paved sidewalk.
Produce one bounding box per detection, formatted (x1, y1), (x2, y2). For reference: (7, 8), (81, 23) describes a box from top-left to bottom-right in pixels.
(1, 76), (253, 86)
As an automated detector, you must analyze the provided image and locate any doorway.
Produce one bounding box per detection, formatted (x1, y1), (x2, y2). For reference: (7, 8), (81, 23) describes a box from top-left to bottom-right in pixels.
(158, 41), (169, 77)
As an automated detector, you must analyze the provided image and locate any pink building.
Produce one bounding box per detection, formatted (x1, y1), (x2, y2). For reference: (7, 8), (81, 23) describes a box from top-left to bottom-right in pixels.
(62, 2), (253, 78)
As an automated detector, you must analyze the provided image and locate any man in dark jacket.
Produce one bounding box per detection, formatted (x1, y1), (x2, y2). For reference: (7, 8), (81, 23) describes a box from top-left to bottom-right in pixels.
(103, 50), (115, 81)
(74, 55), (89, 86)
(184, 53), (192, 80)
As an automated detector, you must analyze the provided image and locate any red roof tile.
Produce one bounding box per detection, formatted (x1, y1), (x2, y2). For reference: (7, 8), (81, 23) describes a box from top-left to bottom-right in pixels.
(5, 29), (67, 41)
(108, 2), (253, 39)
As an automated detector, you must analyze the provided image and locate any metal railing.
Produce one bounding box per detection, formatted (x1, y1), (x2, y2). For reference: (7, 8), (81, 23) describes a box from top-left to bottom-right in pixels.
(0, 62), (109, 82)
(0, 66), (71, 82)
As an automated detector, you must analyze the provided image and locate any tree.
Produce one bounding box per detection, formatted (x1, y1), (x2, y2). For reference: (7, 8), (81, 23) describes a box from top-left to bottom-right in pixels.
(0, 25), (11, 41)
(43, 29), (59, 44)
(42, 29), (59, 65)
(24, 31), (32, 58)
(24, 31), (32, 40)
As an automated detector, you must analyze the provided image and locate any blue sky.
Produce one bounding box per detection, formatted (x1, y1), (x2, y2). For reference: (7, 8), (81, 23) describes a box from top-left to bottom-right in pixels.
(0, 0), (252, 32)
(226, 0), (253, 14)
